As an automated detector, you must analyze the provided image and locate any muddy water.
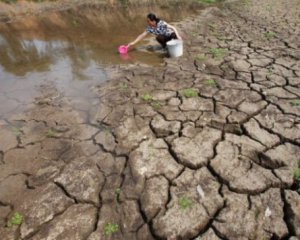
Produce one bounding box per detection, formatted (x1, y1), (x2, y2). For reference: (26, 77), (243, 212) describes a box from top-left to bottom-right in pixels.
(0, 3), (200, 120)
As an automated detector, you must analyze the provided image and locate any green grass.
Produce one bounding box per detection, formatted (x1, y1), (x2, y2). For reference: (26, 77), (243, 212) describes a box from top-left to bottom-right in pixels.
(294, 168), (300, 181)
(119, 82), (128, 91)
(290, 100), (300, 107)
(46, 129), (58, 138)
(142, 93), (153, 102)
(266, 5), (272, 11)
(151, 101), (162, 108)
(240, 0), (250, 6)
(196, 54), (207, 62)
(198, 0), (217, 4)
(180, 88), (198, 98)
(12, 127), (22, 139)
(264, 31), (276, 39)
(209, 48), (228, 59)
(104, 223), (119, 236)
(205, 79), (217, 86)
(115, 188), (121, 202)
(178, 196), (193, 210)
(7, 212), (23, 227)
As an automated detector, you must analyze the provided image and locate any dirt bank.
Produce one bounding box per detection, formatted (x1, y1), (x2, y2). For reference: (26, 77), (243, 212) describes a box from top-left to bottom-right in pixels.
(0, 0), (299, 239)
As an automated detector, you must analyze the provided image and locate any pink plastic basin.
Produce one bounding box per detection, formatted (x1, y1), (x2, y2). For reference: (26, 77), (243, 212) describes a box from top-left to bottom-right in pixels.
(118, 45), (128, 54)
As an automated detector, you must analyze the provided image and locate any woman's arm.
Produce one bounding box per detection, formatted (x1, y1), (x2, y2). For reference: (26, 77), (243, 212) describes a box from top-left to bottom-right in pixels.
(166, 23), (182, 40)
(127, 31), (148, 47)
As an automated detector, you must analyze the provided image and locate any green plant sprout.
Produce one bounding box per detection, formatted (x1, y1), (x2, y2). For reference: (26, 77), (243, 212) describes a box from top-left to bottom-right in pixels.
(180, 88), (198, 98)
(205, 79), (217, 86)
(294, 168), (300, 181)
(7, 212), (23, 227)
(104, 223), (119, 236)
(142, 94), (153, 102)
(290, 100), (300, 107)
(151, 101), (162, 108)
(198, 0), (217, 4)
(119, 83), (128, 90)
(12, 127), (22, 139)
(209, 48), (228, 59)
(178, 196), (193, 210)
(196, 54), (207, 62)
(264, 31), (276, 39)
(115, 188), (121, 202)
(46, 129), (58, 138)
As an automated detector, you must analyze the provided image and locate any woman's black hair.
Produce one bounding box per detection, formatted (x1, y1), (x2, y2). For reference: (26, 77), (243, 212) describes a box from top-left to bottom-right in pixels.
(147, 13), (160, 23)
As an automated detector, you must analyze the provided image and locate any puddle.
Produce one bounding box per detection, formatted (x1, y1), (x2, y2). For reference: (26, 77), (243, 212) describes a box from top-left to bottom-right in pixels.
(0, 3), (200, 119)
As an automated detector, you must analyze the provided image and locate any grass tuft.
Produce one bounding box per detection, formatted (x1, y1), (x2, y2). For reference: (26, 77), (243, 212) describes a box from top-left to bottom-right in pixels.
(104, 223), (119, 236)
(180, 88), (198, 98)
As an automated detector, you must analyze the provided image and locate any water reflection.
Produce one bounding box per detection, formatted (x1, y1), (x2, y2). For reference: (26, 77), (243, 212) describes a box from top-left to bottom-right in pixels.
(0, 3), (200, 119)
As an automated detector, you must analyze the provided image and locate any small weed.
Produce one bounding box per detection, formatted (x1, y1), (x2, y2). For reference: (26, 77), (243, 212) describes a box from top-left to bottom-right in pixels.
(99, 123), (112, 133)
(178, 196), (193, 210)
(142, 94), (153, 102)
(241, 0), (250, 6)
(205, 79), (217, 86)
(151, 101), (162, 108)
(115, 188), (121, 202)
(198, 0), (217, 4)
(266, 5), (272, 11)
(104, 223), (119, 236)
(296, 20), (300, 26)
(180, 88), (198, 98)
(46, 129), (58, 138)
(290, 100), (300, 107)
(119, 83), (128, 91)
(264, 31), (276, 40)
(294, 168), (300, 181)
(119, 0), (129, 6)
(209, 48), (228, 59)
(254, 207), (260, 220)
(12, 127), (22, 139)
(7, 212), (23, 227)
(208, 23), (216, 30)
(72, 19), (79, 27)
(196, 54), (207, 62)
(267, 68), (273, 76)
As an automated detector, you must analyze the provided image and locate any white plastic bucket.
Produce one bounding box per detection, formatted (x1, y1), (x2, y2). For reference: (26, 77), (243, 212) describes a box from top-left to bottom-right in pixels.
(167, 39), (183, 58)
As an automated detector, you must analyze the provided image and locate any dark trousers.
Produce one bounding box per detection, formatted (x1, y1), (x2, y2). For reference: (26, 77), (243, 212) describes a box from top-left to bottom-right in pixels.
(156, 32), (177, 48)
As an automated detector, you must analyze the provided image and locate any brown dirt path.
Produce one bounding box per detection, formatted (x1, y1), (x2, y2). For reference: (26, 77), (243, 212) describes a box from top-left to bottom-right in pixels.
(0, 0), (299, 239)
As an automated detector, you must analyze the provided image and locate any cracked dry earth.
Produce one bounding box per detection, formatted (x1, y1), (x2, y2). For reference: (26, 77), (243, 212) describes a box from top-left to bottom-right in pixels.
(1, 0), (300, 239)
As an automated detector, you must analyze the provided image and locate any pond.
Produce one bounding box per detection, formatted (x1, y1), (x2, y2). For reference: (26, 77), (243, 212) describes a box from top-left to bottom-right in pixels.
(0, 3), (200, 120)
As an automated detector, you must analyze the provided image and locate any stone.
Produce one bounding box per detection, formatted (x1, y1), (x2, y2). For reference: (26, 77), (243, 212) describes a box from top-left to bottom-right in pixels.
(151, 90), (176, 101)
(20, 183), (74, 238)
(140, 176), (169, 220)
(244, 118), (280, 147)
(31, 204), (97, 240)
(172, 127), (222, 168)
(0, 126), (18, 152)
(214, 188), (288, 239)
(0, 174), (28, 204)
(150, 115), (181, 137)
(214, 89), (261, 108)
(129, 138), (183, 180)
(94, 130), (116, 152)
(152, 168), (223, 239)
(230, 59), (251, 72)
(115, 117), (152, 154)
(211, 140), (280, 193)
(55, 157), (105, 206)
(20, 121), (48, 145)
(285, 190), (300, 237)
(180, 97), (213, 112)
(197, 228), (221, 240)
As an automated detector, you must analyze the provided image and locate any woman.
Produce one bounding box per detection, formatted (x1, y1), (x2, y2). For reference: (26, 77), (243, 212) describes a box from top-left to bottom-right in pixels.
(127, 13), (182, 49)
